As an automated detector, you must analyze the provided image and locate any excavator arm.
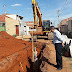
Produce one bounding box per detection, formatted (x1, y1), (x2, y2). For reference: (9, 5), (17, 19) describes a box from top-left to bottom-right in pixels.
(32, 0), (42, 27)
(31, 0), (53, 40)
(32, 0), (38, 26)
(30, 0), (43, 36)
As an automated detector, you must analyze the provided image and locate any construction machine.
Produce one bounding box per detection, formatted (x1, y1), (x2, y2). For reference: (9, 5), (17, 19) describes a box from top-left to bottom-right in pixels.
(31, 0), (43, 35)
(30, 0), (53, 40)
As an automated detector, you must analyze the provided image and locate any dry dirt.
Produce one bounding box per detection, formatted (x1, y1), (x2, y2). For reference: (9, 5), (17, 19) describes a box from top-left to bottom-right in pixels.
(37, 39), (72, 72)
(0, 31), (42, 72)
(0, 31), (72, 72)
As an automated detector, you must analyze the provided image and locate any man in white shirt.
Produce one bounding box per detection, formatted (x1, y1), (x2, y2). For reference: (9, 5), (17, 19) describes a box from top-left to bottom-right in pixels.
(50, 26), (64, 70)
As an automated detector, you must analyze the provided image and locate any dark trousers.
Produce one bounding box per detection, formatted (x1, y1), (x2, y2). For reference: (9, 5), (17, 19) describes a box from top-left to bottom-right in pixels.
(55, 43), (63, 68)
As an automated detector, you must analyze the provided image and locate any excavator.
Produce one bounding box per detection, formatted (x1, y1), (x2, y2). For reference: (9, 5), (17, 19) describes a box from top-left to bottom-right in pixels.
(30, 0), (53, 40)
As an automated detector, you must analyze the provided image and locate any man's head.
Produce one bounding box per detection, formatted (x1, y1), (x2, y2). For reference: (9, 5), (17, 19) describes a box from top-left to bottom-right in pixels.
(50, 26), (55, 32)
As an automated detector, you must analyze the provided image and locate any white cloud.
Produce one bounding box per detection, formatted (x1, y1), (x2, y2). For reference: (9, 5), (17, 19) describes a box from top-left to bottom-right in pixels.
(11, 4), (22, 7)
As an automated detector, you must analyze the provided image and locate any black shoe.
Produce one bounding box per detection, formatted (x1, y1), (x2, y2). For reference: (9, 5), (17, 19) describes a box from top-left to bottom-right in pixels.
(54, 65), (58, 68)
(57, 67), (62, 70)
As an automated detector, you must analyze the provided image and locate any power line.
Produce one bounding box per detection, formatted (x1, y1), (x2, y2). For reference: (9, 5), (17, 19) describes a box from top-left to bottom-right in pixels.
(58, 0), (72, 21)
(61, 0), (72, 11)
(60, 0), (70, 11)
(60, 0), (72, 12)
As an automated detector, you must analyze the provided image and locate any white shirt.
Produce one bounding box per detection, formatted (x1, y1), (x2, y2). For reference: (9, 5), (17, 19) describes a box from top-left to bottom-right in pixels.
(53, 29), (63, 44)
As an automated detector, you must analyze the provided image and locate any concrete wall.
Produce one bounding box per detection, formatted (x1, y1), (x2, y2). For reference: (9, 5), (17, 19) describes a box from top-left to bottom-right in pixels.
(68, 20), (72, 33)
(60, 25), (68, 34)
(19, 22), (31, 36)
(6, 14), (23, 36)
(5, 17), (19, 35)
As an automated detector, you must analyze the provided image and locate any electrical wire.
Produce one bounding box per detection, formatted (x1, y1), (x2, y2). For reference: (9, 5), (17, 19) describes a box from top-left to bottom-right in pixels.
(60, 0), (72, 16)
(60, 0), (71, 11)
(57, 0), (72, 22)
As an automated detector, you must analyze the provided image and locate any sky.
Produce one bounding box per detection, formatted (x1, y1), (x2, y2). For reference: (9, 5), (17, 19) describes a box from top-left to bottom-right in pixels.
(0, 0), (72, 27)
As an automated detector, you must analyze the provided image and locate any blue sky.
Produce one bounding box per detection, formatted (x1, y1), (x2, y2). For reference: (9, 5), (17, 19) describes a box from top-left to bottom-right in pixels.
(0, 0), (72, 27)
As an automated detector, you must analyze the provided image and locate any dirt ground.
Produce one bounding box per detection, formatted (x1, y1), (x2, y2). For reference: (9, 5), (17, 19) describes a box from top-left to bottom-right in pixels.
(0, 31), (72, 72)
(0, 31), (42, 72)
(37, 39), (72, 72)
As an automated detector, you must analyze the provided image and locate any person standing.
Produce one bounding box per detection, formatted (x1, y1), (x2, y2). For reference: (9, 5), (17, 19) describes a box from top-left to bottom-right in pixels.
(50, 26), (64, 70)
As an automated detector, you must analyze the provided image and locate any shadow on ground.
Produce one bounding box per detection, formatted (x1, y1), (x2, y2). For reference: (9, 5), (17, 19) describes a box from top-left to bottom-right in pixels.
(26, 44), (57, 72)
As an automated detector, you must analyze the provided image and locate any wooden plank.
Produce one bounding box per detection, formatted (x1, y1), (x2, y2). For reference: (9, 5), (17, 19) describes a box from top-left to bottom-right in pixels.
(32, 31), (34, 62)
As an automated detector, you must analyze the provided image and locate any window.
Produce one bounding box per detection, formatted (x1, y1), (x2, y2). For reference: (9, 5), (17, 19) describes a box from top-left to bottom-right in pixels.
(2, 23), (5, 26)
(24, 26), (26, 27)
(20, 23), (21, 27)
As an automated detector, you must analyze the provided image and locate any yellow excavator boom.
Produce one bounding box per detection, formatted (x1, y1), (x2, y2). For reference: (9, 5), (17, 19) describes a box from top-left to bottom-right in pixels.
(32, 0), (35, 4)
(32, 0), (42, 27)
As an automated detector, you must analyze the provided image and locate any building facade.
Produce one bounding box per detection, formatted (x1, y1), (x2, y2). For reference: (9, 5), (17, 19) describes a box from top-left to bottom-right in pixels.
(19, 21), (34, 36)
(61, 17), (71, 25)
(60, 25), (68, 34)
(60, 17), (72, 34)
(0, 15), (19, 36)
(67, 20), (72, 34)
(6, 14), (23, 36)
(0, 15), (5, 31)
(5, 16), (19, 36)
(0, 21), (5, 31)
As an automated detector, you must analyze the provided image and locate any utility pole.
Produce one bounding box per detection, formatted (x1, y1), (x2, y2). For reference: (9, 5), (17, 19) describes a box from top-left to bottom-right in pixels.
(54, 21), (55, 26)
(4, 4), (5, 14)
(58, 9), (59, 25)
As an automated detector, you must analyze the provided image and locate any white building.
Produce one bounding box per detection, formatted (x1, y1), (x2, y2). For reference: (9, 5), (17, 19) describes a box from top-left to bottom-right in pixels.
(19, 22), (31, 36)
(6, 14), (23, 23)
(19, 21), (36, 36)
(6, 14), (23, 36)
